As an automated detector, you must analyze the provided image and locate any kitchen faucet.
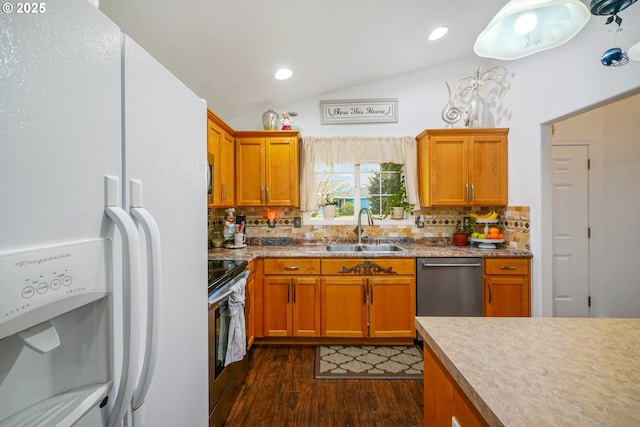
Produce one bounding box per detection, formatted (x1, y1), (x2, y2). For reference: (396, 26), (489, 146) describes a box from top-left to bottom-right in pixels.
(354, 207), (374, 245)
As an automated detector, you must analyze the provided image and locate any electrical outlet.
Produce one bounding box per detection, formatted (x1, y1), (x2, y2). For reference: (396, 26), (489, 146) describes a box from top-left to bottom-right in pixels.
(293, 216), (302, 228)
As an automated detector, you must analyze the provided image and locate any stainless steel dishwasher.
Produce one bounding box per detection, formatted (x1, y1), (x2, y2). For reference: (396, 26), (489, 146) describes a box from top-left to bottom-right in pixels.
(417, 257), (483, 317)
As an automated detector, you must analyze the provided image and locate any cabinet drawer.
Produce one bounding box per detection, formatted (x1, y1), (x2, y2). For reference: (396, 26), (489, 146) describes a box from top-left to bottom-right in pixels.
(263, 258), (320, 275)
(484, 258), (529, 276)
(322, 258), (415, 276)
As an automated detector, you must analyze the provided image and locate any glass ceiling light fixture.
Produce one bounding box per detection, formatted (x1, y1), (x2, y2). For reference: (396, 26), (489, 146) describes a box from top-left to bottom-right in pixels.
(274, 68), (293, 80)
(629, 40), (640, 60)
(474, 0), (591, 60)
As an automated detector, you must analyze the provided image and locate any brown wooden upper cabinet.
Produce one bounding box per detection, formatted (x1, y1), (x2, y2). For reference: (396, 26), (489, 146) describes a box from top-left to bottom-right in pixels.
(417, 128), (508, 206)
(207, 110), (235, 207)
(235, 131), (300, 207)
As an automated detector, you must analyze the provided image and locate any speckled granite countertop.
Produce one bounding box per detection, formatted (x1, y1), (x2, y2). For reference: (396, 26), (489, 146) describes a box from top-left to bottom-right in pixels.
(207, 243), (531, 261)
(415, 317), (640, 427)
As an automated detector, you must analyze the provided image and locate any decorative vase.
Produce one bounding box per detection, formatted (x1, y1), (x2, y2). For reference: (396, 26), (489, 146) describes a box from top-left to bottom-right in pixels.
(453, 233), (470, 246)
(466, 89), (485, 128)
(262, 109), (279, 130)
(322, 204), (336, 220)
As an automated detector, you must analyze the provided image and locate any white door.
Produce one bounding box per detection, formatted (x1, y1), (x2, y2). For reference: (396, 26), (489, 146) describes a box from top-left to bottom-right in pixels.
(551, 145), (590, 317)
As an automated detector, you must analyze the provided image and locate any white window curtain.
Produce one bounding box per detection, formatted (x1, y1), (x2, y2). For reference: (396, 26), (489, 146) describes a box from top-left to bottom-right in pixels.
(300, 136), (420, 212)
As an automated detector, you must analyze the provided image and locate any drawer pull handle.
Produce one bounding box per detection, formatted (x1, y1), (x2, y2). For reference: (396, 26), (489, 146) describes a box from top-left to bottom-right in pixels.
(284, 266), (300, 271)
(499, 266), (517, 270)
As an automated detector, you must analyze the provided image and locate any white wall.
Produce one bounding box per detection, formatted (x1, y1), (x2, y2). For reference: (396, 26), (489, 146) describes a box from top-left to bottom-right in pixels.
(598, 96), (640, 317)
(554, 94), (640, 317)
(228, 9), (640, 317)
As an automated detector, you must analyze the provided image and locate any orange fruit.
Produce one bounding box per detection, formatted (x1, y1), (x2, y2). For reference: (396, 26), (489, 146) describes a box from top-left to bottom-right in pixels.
(489, 227), (500, 234)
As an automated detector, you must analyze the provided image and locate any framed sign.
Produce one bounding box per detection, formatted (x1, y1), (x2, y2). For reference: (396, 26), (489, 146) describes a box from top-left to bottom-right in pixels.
(320, 98), (398, 125)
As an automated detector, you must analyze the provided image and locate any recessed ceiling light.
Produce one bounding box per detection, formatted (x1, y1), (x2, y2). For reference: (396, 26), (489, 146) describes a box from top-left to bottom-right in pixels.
(428, 27), (448, 41)
(274, 68), (293, 80)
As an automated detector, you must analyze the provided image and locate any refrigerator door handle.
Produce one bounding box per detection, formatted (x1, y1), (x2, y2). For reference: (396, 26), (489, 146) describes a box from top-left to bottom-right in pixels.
(129, 179), (162, 426)
(104, 175), (143, 427)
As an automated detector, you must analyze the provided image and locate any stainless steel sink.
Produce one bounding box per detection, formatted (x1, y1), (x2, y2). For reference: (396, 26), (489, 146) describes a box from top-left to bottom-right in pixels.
(361, 244), (407, 252)
(325, 244), (407, 252)
(325, 244), (365, 252)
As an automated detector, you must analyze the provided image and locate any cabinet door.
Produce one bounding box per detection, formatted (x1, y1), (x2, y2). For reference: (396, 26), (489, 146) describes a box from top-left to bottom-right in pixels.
(265, 137), (299, 206)
(484, 276), (529, 317)
(207, 118), (222, 206)
(469, 133), (507, 206)
(428, 135), (469, 206)
(263, 276), (291, 336)
(369, 276), (416, 338)
(219, 131), (235, 205)
(236, 138), (265, 206)
(321, 277), (367, 338)
(292, 277), (321, 336)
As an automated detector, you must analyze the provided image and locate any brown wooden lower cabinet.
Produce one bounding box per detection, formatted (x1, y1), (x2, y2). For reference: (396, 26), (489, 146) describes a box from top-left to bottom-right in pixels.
(424, 344), (488, 427)
(249, 256), (530, 344)
(321, 276), (367, 337)
(262, 258), (321, 337)
(321, 258), (416, 338)
(484, 257), (530, 317)
(257, 258), (416, 341)
(263, 276), (321, 336)
(369, 276), (416, 337)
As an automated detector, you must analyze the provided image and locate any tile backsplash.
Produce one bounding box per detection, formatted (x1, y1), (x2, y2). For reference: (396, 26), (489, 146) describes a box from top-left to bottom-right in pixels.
(209, 206), (530, 250)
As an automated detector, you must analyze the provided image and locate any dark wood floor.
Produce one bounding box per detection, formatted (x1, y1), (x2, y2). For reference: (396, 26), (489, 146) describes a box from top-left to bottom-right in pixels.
(224, 345), (424, 427)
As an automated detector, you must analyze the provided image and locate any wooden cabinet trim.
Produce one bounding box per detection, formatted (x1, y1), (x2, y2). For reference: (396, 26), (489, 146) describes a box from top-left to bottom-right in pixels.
(321, 258), (415, 276)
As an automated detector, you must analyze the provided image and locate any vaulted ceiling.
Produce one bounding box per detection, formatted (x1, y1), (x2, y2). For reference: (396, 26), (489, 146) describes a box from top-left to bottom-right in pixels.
(99, 0), (509, 121)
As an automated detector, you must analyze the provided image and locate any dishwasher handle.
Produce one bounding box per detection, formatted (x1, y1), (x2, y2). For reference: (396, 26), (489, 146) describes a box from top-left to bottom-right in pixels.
(421, 263), (482, 268)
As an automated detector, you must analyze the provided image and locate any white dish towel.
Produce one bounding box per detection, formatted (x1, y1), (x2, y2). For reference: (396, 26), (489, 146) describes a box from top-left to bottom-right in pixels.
(218, 270), (249, 366)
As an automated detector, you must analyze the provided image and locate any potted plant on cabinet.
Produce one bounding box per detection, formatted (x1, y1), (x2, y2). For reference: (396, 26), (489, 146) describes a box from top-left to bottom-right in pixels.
(453, 219), (473, 246)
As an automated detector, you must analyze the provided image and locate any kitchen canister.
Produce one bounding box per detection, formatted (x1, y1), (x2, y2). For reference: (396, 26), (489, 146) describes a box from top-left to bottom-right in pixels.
(262, 109), (279, 130)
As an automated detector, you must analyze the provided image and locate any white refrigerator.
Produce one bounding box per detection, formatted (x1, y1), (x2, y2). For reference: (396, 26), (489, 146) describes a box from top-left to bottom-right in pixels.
(0, 0), (208, 426)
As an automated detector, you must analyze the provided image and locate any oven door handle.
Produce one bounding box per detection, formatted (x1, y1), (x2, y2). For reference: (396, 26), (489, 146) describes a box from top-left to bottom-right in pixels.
(209, 288), (234, 307)
(208, 270), (250, 307)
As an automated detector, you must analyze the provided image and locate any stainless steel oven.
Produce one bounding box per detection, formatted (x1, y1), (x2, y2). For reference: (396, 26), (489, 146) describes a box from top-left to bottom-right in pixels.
(207, 259), (249, 427)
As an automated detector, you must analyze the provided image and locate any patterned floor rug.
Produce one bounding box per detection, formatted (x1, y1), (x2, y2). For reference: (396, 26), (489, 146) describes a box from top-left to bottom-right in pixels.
(314, 345), (423, 379)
